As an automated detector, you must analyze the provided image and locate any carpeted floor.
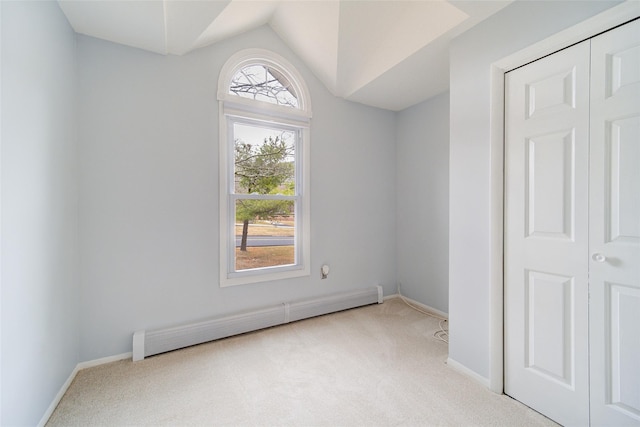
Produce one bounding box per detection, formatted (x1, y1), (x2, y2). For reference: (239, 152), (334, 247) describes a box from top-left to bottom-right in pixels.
(47, 297), (557, 426)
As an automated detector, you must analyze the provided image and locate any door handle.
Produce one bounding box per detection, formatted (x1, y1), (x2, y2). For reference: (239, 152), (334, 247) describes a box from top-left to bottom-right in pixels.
(592, 253), (606, 263)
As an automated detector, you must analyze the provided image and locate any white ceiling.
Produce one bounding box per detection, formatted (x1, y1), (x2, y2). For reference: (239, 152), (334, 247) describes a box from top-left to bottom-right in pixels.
(58, 0), (511, 111)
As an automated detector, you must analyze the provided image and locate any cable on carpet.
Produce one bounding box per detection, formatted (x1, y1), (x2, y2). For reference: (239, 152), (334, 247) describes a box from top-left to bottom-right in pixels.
(397, 283), (449, 344)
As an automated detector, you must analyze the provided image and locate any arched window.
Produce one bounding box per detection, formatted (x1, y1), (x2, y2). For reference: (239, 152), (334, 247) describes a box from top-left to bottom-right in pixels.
(218, 49), (311, 287)
(229, 63), (299, 107)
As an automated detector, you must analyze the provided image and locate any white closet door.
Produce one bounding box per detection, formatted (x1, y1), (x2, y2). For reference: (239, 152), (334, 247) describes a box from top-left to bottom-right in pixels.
(589, 19), (640, 426)
(504, 40), (591, 427)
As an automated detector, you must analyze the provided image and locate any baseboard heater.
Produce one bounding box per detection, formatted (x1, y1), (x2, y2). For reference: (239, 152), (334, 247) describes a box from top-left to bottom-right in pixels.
(133, 286), (383, 361)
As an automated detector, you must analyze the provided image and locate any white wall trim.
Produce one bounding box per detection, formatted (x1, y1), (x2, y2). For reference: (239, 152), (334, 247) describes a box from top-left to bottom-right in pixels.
(0, 0), (3, 421)
(494, 2), (640, 72)
(447, 357), (491, 388)
(385, 294), (449, 319)
(489, 62), (505, 395)
(37, 352), (132, 427)
(77, 352), (132, 370)
(488, 1), (640, 395)
(37, 365), (80, 427)
(383, 293), (397, 302)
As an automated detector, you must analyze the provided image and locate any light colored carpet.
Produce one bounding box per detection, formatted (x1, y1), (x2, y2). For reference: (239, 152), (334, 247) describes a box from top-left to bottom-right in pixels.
(47, 297), (556, 426)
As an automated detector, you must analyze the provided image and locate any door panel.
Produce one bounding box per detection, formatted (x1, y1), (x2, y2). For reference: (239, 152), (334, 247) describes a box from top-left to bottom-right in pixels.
(606, 116), (640, 244)
(526, 129), (575, 239)
(607, 283), (640, 416)
(608, 43), (640, 98)
(589, 19), (640, 426)
(505, 40), (591, 427)
(524, 271), (575, 387)
(526, 67), (577, 118)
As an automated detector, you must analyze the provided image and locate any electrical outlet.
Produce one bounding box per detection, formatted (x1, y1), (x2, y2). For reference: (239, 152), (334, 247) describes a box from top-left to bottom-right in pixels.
(321, 264), (330, 279)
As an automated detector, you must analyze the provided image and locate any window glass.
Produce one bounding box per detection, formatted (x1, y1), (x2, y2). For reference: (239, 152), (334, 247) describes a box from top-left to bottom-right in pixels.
(234, 199), (295, 271)
(229, 64), (298, 108)
(232, 122), (297, 272)
(233, 124), (296, 196)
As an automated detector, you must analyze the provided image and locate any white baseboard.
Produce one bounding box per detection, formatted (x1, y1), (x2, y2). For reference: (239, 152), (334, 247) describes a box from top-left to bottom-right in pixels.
(446, 357), (491, 389)
(385, 293), (449, 320)
(37, 365), (80, 427)
(38, 352), (132, 427)
(383, 293), (398, 302)
(77, 352), (132, 370)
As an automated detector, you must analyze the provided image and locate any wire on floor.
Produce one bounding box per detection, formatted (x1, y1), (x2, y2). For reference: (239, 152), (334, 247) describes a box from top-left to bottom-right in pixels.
(433, 319), (449, 344)
(397, 283), (449, 344)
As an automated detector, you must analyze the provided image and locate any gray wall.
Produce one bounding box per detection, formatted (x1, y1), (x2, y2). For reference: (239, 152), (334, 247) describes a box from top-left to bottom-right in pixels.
(1, 2), (79, 425)
(448, 0), (621, 382)
(7, 1), (616, 421)
(395, 92), (449, 313)
(77, 27), (397, 361)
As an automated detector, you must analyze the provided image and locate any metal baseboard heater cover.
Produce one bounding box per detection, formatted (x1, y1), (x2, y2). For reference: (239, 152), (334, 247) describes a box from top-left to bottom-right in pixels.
(133, 286), (383, 361)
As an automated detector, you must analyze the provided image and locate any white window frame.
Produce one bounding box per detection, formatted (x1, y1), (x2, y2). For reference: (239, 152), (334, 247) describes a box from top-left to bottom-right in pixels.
(218, 49), (311, 287)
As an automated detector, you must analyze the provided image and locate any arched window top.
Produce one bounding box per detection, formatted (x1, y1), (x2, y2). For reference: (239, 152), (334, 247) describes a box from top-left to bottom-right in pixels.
(218, 49), (312, 118)
(230, 63), (299, 108)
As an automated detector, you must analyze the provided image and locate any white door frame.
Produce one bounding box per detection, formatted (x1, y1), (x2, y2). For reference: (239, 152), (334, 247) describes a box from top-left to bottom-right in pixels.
(488, 1), (639, 394)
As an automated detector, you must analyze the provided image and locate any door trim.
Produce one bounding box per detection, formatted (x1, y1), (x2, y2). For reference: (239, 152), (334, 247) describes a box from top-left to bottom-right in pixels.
(489, 1), (639, 394)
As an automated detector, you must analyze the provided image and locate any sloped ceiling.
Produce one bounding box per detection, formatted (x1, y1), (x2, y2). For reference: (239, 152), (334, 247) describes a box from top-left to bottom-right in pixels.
(58, 0), (511, 111)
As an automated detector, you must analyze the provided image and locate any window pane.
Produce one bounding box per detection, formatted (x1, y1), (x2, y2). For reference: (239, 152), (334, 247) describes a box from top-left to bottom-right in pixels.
(234, 123), (295, 196)
(229, 64), (298, 108)
(235, 199), (295, 271)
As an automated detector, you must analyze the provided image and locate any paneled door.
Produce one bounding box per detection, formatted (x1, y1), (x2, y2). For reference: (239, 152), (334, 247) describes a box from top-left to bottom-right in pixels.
(588, 19), (640, 426)
(505, 40), (591, 427)
(505, 19), (639, 427)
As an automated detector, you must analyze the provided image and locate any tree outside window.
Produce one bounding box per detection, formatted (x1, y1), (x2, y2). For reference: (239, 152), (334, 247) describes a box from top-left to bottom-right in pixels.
(233, 126), (296, 270)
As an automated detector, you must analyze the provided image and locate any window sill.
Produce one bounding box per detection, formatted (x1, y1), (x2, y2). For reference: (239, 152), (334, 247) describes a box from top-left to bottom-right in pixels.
(220, 265), (310, 287)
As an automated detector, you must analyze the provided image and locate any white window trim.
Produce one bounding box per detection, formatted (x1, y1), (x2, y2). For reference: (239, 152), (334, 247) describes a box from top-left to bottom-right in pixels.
(218, 49), (311, 287)
(217, 48), (312, 118)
